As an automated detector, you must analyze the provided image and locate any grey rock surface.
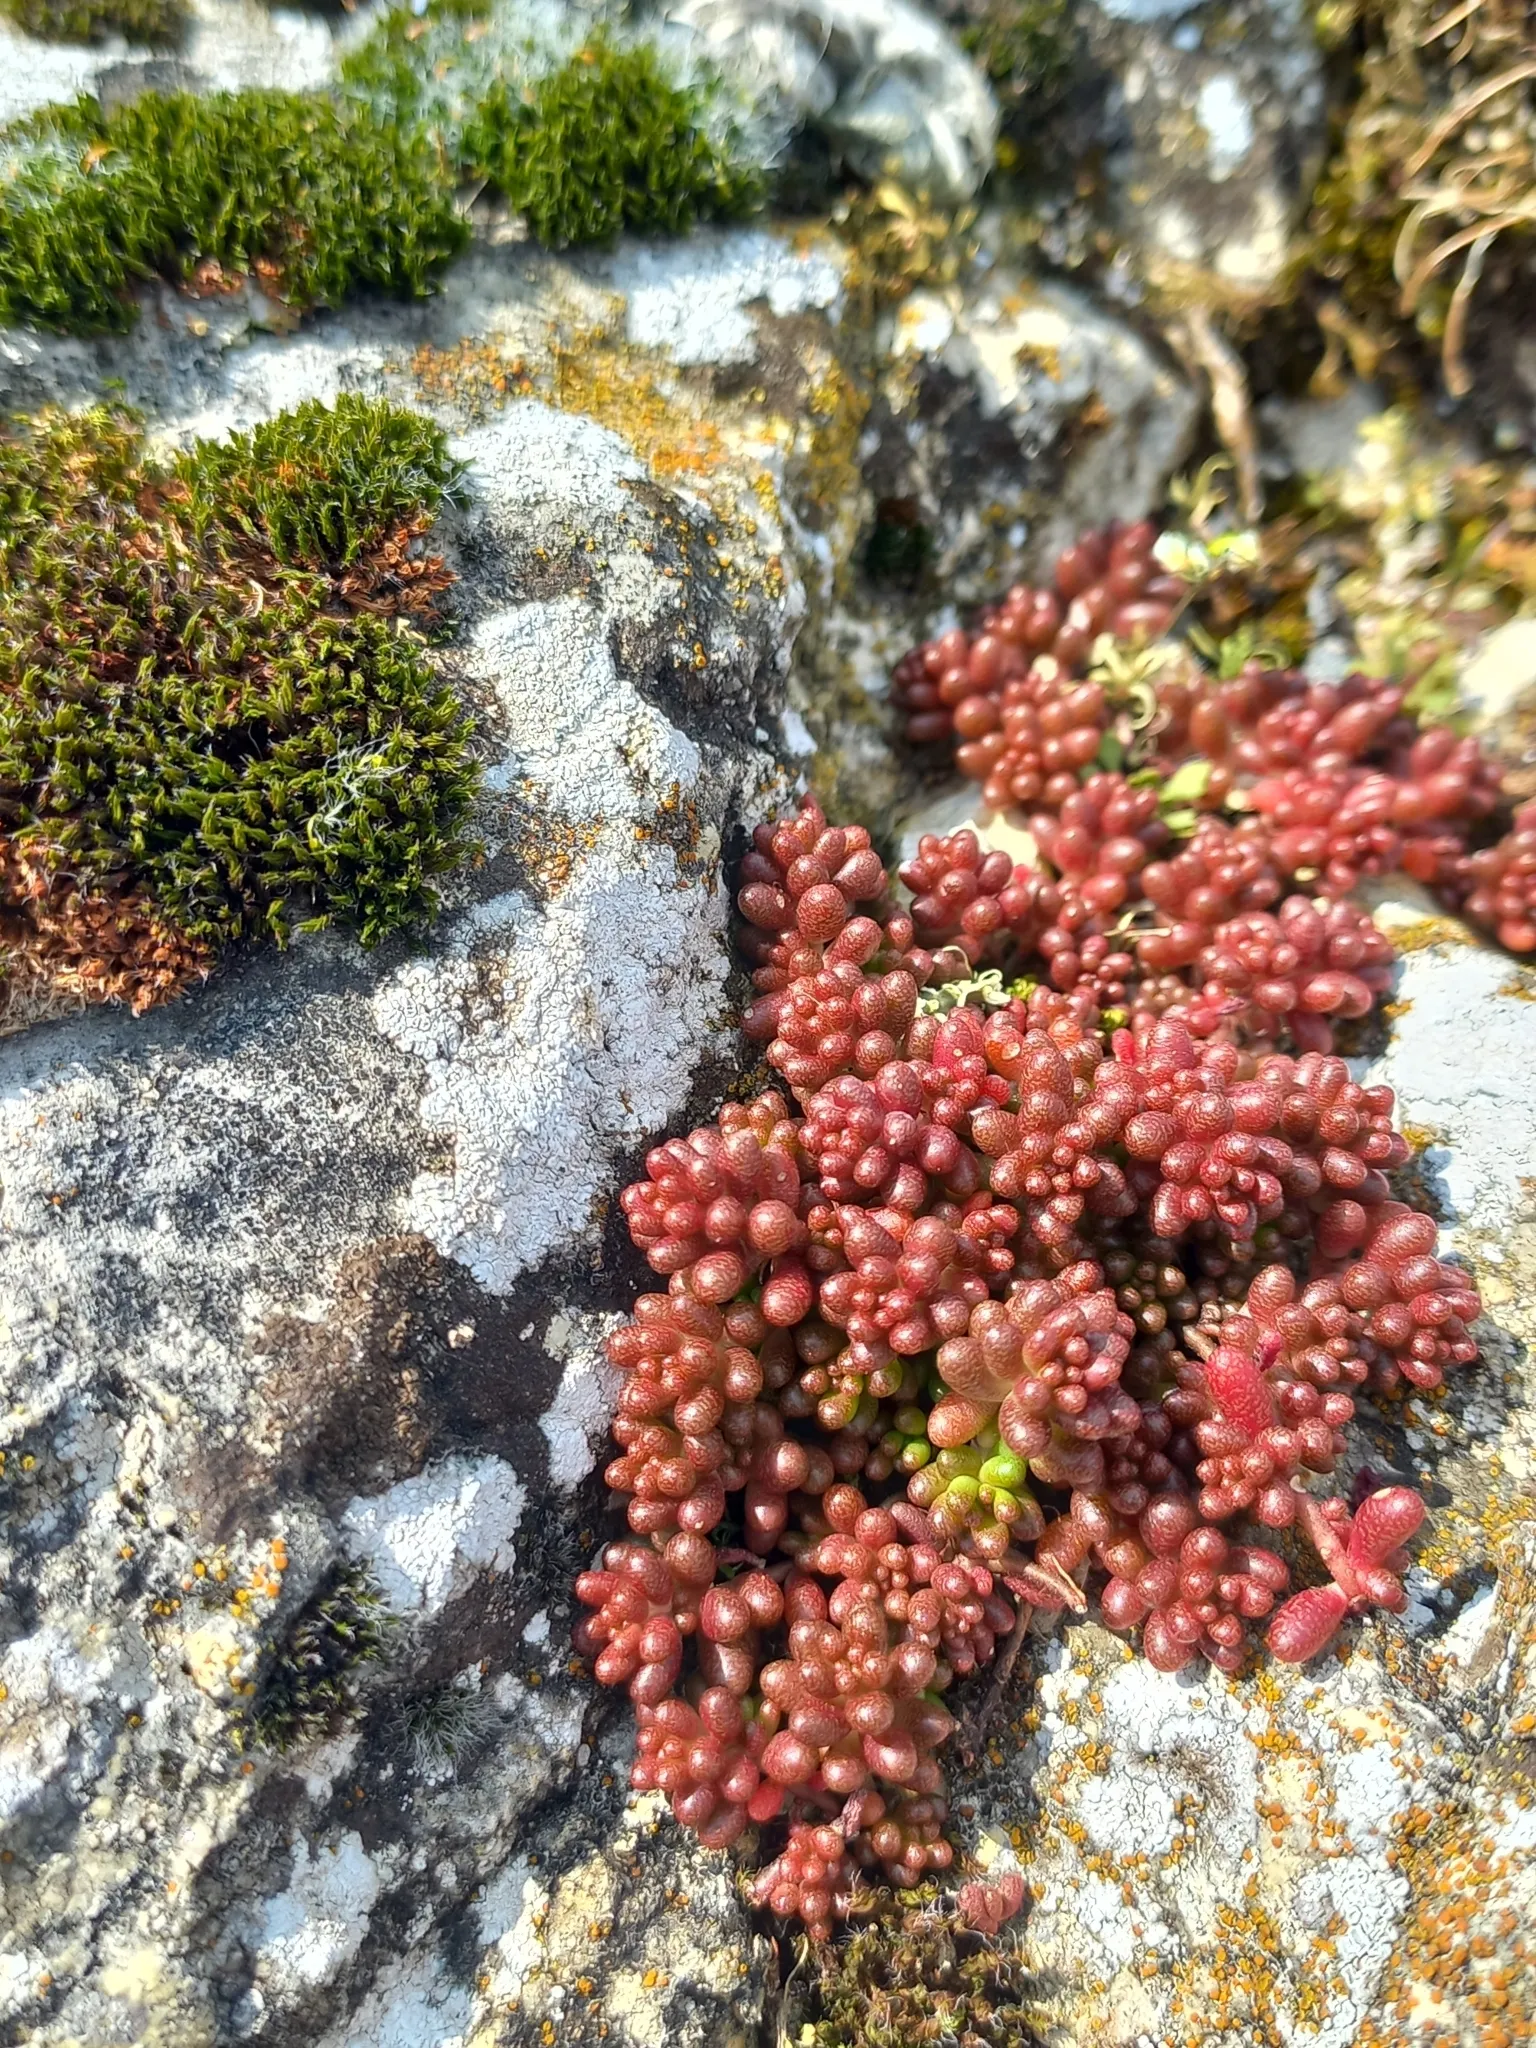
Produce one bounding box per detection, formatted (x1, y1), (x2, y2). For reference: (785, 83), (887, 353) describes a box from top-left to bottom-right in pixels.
(0, 0), (345, 128)
(1460, 619), (1536, 801)
(4, 31), (1526, 2034)
(0, 207), (1202, 2048)
(0, 244), (808, 2047)
(790, 257), (1198, 824)
(665, 0), (1000, 202)
(868, 265), (1198, 594)
(1013, 0), (1329, 308)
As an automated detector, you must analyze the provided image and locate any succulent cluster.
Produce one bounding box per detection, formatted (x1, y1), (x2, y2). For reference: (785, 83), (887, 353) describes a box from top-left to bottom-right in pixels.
(579, 544), (1490, 1934)
(894, 519), (1534, 962)
(0, 397), (476, 1027)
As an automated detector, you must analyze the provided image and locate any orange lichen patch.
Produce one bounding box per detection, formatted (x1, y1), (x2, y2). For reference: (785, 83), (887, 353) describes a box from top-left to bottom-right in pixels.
(404, 338), (534, 421)
(549, 334), (736, 489)
(634, 779), (716, 889)
(506, 791), (606, 898)
(1359, 1798), (1536, 2048)
(1416, 1483), (1535, 1585)
(1385, 915), (1477, 955)
(0, 841), (212, 1031)
(1158, 1895), (1318, 2048)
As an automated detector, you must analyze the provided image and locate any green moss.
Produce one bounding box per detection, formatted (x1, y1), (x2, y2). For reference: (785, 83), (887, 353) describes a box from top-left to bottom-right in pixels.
(463, 33), (763, 247)
(0, 5), (761, 333)
(1, 0), (185, 44)
(1304, 130), (1403, 330)
(0, 400), (478, 966)
(174, 393), (463, 569)
(942, 0), (1077, 114)
(0, 89), (467, 334)
(343, 7), (763, 247)
(864, 498), (933, 588)
(250, 1562), (391, 1753)
(0, 398), (141, 554)
(803, 1885), (1040, 2048)
(335, 0), (488, 143)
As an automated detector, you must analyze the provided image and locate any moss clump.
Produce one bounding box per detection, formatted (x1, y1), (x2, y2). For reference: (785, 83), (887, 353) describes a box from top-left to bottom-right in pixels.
(0, 398), (477, 1024)
(802, 1886), (1040, 2048)
(335, 0), (497, 142)
(1, 4), (761, 334)
(864, 497), (934, 588)
(2, 0), (184, 41)
(250, 1563), (391, 1753)
(0, 89), (467, 334)
(343, 7), (763, 248)
(173, 394), (462, 569)
(463, 33), (763, 247)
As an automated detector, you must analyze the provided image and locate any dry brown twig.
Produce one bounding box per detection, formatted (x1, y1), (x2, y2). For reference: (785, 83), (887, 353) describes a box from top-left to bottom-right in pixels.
(1170, 305), (1263, 523)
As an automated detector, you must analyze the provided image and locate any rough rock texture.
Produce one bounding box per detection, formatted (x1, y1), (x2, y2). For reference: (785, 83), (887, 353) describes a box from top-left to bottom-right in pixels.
(9, 16), (1522, 2040)
(1016, 0), (1329, 309)
(782, 254), (1198, 826)
(1460, 618), (1536, 802)
(0, 192), (1204, 2046)
(664, 0), (1000, 203)
(0, 244), (812, 2045)
(950, 881), (1536, 2048)
(869, 266), (1199, 593)
(0, 0), (343, 128)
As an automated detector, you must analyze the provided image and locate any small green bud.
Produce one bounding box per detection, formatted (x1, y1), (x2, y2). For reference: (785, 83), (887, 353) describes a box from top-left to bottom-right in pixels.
(979, 1450), (1028, 1492)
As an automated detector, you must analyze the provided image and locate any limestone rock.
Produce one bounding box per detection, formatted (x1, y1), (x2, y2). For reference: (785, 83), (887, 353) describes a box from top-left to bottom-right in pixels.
(1001, 0), (1329, 309)
(1459, 617), (1536, 800)
(869, 265), (1199, 596)
(789, 258), (1198, 822)
(0, 250), (809, 2046)
(0, 0), (340, 129)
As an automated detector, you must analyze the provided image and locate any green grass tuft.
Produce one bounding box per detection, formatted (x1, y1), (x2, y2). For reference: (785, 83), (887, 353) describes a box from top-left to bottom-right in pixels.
(0, 400), (478, 972)
(1, 0), (185, 44)
(0, 89), (468, 334)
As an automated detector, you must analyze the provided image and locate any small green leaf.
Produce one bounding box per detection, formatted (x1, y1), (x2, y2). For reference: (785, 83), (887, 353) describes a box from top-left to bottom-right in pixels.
(1158, 759), (1213, 806)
